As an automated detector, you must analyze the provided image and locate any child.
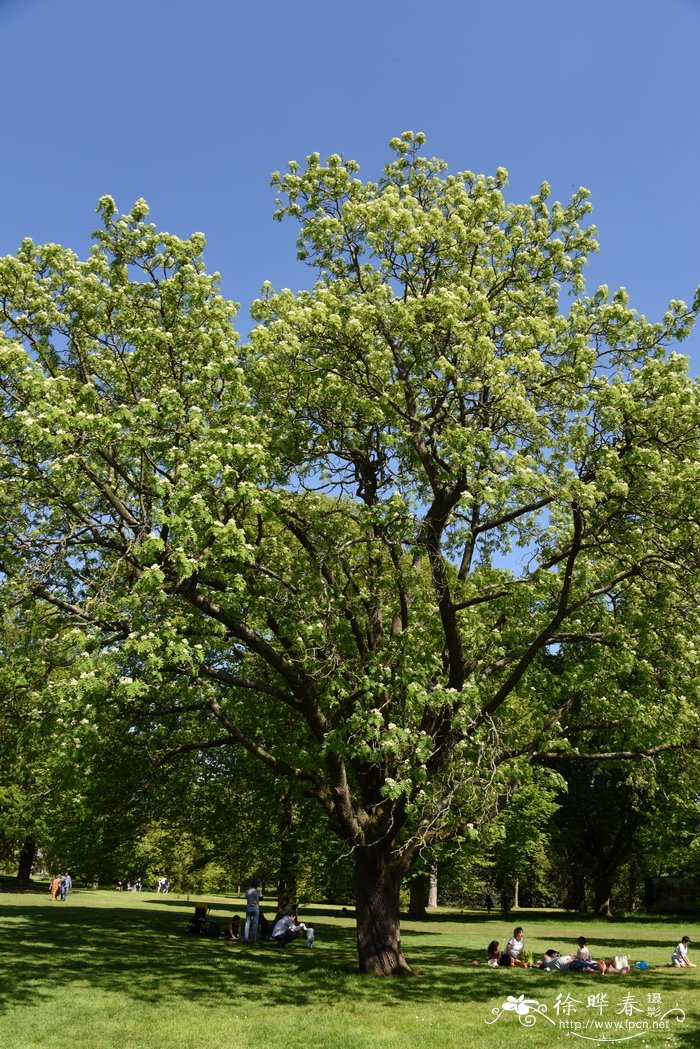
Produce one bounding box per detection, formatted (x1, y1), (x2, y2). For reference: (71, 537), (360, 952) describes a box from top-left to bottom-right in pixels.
(487, 940), (501, 967)
(671, 936), (694, 968)
(576, 936), (591, 961)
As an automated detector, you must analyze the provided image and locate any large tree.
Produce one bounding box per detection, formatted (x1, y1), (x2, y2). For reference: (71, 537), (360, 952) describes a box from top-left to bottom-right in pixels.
(2, 134), (700, 972)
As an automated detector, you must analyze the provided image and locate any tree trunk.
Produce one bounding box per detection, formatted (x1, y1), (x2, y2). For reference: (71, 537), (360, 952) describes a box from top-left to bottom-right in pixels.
(354, 846), (412, 975)
(428, 864), (438, 908)
(408, 875), (428, 919)
(513, 878), (520, 909)
(17, 838), (36, 888)
(276, 786), (298, 910)
(593, 875), (614, 917)
(564, 870), (587, 912)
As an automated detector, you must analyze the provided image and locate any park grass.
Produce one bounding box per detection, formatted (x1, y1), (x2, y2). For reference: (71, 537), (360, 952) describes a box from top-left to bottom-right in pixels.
(0, 889), (698, 1049)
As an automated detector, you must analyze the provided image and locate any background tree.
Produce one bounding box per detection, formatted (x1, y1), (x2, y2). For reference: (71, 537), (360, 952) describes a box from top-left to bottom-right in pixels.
(536, 580), (700, 915)
(489, 779), (560, 909)
(2, 135), (700, 972)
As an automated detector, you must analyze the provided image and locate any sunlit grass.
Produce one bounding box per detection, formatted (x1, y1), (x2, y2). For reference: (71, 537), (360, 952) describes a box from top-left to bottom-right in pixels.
(1, 888), (697, 1048)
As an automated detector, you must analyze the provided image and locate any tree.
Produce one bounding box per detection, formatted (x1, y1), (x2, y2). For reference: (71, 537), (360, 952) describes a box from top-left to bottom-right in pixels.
(0, 600), (94, 882)
(541, 580), (700, 915)
(489, 779), (560, 908)
(2, 134), (700, 972)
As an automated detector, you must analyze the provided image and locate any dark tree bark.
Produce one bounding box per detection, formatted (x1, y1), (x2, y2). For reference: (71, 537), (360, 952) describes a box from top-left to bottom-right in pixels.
(17, 838), (36, 888)
(408, 875), (428, 919)
(562, 870), (588, 912)
(354, 846), (411, 975)
(594, 876), (614, 918)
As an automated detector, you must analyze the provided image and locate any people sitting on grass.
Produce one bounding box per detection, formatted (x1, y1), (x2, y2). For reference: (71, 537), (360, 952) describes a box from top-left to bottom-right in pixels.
(575, 937), (631, 973)
(671, 936), (694, 968)
(257, 912), (275, 940)
(271, 905), (314, 948)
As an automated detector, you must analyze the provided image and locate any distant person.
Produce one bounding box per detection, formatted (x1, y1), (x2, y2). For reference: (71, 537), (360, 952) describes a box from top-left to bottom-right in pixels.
(484, 893), (493, 916)
(244, 881), (262, 943)
(60, 872), (72, 901)
(271, 905), (314, 948)
(672, 936), (694, 968)
(50, 875), (61, 900)
(500, 890), (511, 916)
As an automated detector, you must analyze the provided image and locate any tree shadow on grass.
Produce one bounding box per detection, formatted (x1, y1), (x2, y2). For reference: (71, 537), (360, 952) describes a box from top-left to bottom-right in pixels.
(1, 897), (698, 1034)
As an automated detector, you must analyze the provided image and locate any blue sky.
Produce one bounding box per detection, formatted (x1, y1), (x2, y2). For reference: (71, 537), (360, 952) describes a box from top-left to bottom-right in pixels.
(1, 0), (698, 363)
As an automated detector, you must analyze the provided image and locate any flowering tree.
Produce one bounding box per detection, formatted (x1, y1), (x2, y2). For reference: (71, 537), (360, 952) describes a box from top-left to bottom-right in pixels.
(2, 134), (700, 973)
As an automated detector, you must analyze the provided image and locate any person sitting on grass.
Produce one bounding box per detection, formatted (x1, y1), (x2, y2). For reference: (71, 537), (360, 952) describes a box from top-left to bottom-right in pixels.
(575, 938), (630, 974)
(271, 905), (314, 948)
(499, 927), (529, 967)
(672, 936), (695, 968)
(257, 912), (274, 940)
(487, 940), (501, 966)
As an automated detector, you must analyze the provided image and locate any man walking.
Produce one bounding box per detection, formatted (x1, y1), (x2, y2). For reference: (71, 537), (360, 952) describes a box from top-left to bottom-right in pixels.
(60, 872), (72, 901)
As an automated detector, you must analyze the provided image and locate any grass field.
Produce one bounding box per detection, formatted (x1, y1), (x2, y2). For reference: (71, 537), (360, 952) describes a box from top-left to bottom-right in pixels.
(0, 888), (697, 1049)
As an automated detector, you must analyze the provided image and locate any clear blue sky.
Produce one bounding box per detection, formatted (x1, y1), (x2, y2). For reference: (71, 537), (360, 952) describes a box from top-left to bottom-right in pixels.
(1, 0), (698, 364)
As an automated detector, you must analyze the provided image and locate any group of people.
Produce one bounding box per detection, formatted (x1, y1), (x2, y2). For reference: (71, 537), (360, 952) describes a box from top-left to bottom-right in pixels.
(487, 926), (531, 968)
(488, 927), (694, 973)
(226, 882), (314, 948)
(49, 873), (72, 901)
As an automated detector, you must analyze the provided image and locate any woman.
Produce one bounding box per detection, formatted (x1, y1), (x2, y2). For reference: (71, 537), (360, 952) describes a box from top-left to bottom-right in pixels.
(499, 926), (528, 967)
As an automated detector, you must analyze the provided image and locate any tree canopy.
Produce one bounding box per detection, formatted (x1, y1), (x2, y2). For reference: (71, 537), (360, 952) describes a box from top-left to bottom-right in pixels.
(2, 133), (700, 972)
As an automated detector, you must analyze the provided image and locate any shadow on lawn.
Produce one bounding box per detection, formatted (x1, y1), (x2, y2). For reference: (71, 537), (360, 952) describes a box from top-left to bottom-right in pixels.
(1, 897), (698, 1029)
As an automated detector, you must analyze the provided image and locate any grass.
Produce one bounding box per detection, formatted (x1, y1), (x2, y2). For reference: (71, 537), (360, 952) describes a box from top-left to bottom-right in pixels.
(0, 888), (698, 1049)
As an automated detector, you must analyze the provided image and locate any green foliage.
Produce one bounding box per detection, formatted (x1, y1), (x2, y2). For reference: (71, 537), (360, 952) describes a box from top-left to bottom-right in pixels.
(2, 135), (700, 968)
(489, 781), (561, 903)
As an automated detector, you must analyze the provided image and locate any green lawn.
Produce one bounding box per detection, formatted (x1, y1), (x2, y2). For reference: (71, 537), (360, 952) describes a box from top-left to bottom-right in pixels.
(0, 889), (697, 1049)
